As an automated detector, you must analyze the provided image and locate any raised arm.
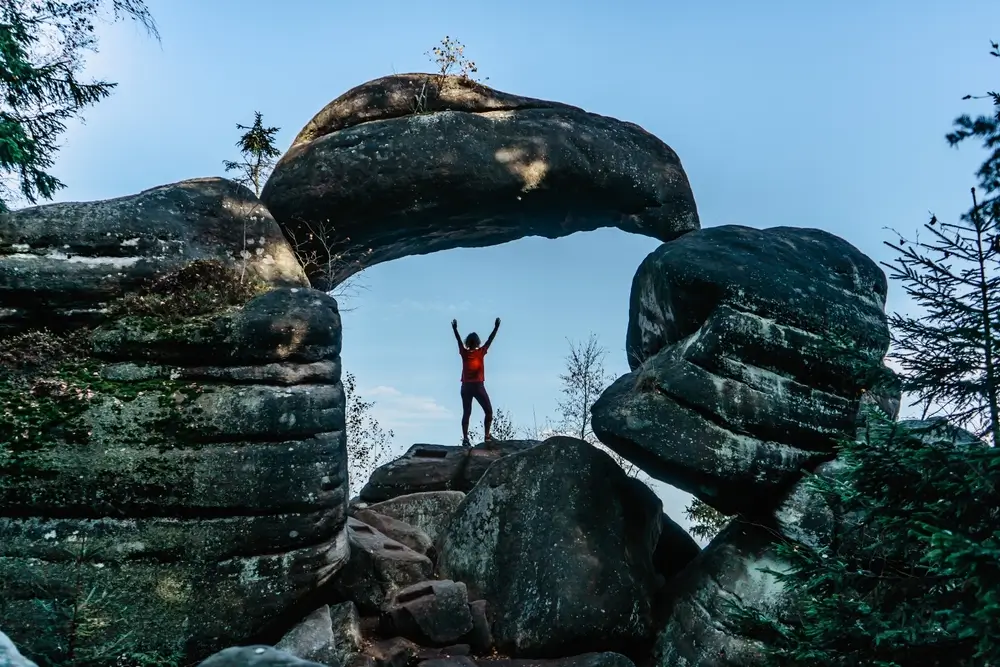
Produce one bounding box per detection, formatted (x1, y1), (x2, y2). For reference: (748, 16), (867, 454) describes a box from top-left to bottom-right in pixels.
(483, 317), (501, 350)
(451, 319), (464, 350)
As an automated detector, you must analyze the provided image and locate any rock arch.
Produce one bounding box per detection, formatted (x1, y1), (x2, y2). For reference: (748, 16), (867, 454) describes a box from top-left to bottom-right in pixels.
(260, 74), (701, 290)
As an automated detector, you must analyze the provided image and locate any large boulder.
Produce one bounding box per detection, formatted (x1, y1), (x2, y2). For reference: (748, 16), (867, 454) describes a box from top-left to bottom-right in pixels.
(359, 441), (540, 502)
(366, 491), (467, 544)
(332, 518), (434, 614)
(652, 520), (787, 667)
(0, 183), (348, 664)
(260, 74), (700, 289)
(275, 605), (343, 667)
(352, 509), (434, 556)
(0, 177), (306, 332)
(437, 437), (662, 658)
(591, 225), (891, 515)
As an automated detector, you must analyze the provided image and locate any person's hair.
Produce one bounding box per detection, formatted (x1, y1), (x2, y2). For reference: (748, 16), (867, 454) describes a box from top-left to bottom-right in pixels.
(465, 332), (481, 348)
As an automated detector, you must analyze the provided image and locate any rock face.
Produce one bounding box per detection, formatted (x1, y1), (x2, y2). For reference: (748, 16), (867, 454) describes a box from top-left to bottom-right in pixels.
(382, 579), (474, 647)
(592, 225), (891, 515)
(359, 441), (540, 502)
(197, 645), (331, 667)
(0, 631), (38, 667)
(0, 182), (348, 665)
(653, 520), (787, 667)
(353, 508), (434, 555)
(367, 491), (467, 544)
(654, 456), (865, 667)
(276, 605), (343, 667)
(260, 74), (700, 289)
(437, 437), (663, 658)
(0, 177), (306, 332)
(333, 518), (434, 614)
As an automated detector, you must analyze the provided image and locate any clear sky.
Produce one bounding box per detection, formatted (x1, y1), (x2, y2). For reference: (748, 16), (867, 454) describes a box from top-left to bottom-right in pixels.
(46, 0), (1000, 529)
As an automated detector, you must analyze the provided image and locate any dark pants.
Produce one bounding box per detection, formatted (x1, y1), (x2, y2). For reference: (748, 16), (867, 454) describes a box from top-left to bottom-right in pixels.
(461, 381), (493, 437)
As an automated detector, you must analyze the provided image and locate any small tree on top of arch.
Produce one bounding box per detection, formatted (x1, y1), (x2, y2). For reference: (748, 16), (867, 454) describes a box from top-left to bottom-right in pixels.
(426, 36), (486, 81)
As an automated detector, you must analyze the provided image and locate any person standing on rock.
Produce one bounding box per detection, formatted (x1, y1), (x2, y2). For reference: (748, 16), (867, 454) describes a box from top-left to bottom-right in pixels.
(452, 317), (500, 446)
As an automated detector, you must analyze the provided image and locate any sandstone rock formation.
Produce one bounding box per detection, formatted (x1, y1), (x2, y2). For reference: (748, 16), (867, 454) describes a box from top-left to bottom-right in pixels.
(260, 74), (700, 289)
(364, 491), (467, 544)
(359, 441), (540, 502)
(0, 177), (305, 332)
(652, 459), (847, 667)
(592, 225), (892, 516)
(0, 180), (348, 664)
(437, 437), (665, 659)
(332, 518), (434, 614)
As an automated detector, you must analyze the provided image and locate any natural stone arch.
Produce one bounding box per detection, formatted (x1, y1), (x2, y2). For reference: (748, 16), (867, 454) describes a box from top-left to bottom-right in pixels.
(260, 74), (701, 290)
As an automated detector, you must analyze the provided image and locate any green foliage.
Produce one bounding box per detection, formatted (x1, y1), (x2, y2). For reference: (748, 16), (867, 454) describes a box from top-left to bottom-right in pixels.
(490, 408), (517, 440)
(23, 536), (185, 667)
(222, 111), (281, 197)
(465, 407), (517, 444)
(947, 41), (1000, 218)
(344, 371), (395, 496)
(557, 333), (609, 443)
(883, 43), (1000, 445)
(555, 333), (644, 477)
(0, 0), (157, 210)
(734, 412), (999, 667)
(683, 498), (732, 541)
(883, 187), (1000, 443)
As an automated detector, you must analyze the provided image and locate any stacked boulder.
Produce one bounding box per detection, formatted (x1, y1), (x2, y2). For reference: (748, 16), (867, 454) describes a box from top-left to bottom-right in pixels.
(0, 179), (351, 663)
(590, 224), (898, 666)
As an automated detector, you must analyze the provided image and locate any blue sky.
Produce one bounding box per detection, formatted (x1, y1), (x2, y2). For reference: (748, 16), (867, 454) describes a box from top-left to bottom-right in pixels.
(47, 0), (1000, 527)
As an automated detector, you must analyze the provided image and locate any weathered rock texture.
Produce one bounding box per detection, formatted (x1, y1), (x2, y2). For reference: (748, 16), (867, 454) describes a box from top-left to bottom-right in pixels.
(260, 74), (700, 289)
(592, 225), (891, 515)
(359, 441), (540, 502)
(197, 645), (331, 667)
(0, 181), (347, 665)
(653, 458), (849, 667)
(332, 518), (434, 614)
(0, 177), (306, 332)
(275, 605), (343, 667)
(437, 437), (663, 658)
(367, 491), (467, 544)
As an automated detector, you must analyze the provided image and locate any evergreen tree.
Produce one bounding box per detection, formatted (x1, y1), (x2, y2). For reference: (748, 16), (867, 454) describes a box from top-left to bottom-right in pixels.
(737, 410), (998, 667)
(732, 42), (1000, 667)
(0, 0), (158, 211)
(222, 111), (281, 197)
(683, 497), (731, 541)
